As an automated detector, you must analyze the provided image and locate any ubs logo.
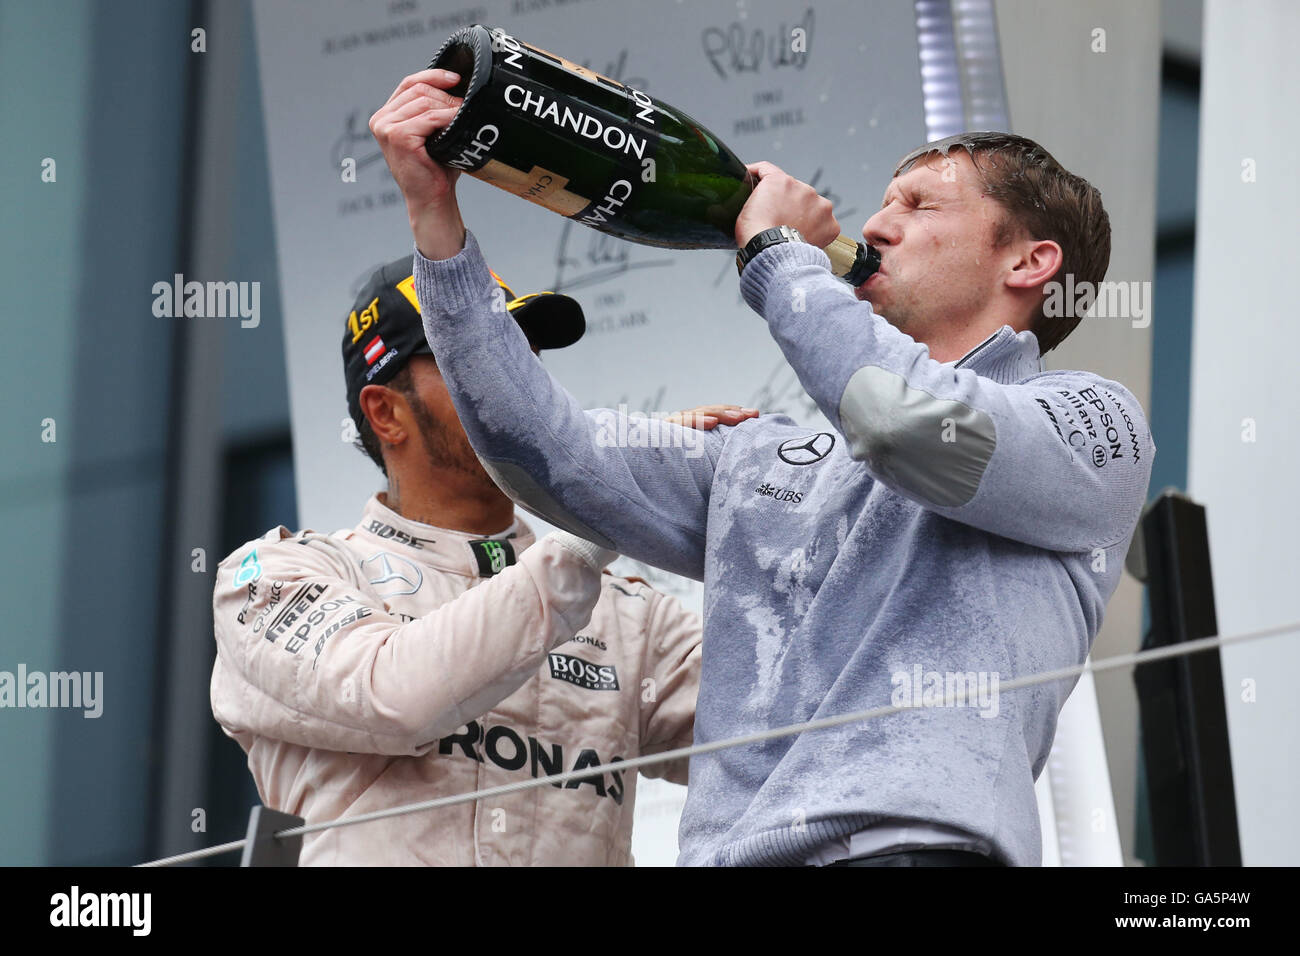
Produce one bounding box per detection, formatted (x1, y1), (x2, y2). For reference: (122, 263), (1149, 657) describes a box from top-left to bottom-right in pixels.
(777, 432), (835, 465)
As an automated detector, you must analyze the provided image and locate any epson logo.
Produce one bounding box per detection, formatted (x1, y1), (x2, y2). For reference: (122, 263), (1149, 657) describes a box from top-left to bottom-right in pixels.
(280, 595), (365, 655)
(548, 652), (619, 691)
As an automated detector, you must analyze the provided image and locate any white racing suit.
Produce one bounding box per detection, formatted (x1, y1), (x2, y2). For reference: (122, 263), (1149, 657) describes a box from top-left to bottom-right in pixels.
(211, 494), (700, 865)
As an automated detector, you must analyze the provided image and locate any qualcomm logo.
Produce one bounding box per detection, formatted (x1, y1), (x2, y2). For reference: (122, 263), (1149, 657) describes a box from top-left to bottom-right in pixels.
(361, 551), (423, 596)
(777, 432), (836, 465)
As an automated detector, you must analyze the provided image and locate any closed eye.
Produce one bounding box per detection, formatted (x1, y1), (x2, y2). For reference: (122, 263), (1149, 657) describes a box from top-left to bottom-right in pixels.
(882, 189), (932, 210)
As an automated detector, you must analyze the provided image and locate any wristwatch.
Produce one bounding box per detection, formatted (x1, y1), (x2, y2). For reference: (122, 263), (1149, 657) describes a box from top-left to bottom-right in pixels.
(736, 225), (805, 276)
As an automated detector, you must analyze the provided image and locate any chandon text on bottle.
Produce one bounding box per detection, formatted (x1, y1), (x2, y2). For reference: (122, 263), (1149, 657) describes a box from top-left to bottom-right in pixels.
(423, 25), (878, 284)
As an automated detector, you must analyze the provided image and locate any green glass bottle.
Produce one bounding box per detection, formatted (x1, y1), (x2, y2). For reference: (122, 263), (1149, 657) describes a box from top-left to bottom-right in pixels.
(424, 24), (879, 284)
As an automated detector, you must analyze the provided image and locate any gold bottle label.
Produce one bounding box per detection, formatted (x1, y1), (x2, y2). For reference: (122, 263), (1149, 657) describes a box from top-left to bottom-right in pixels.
(473, 160), (591, 217)
(520, 38), (621, 88)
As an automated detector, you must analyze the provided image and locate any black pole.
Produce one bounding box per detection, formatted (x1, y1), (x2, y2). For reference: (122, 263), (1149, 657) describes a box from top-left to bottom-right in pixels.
(1133, 491), (1242, 865)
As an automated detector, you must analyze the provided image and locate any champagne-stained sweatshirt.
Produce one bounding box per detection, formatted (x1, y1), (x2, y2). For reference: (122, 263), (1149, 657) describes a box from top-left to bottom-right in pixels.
(414, 231), (1154, 866)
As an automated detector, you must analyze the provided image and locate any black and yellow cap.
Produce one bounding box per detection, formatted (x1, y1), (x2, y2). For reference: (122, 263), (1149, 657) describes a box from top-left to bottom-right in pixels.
(343, 255), (585, 424)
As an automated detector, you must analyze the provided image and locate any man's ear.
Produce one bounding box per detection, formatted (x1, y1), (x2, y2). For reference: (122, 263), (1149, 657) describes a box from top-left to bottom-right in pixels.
(359, 384), (407, 448)
(1005, 238), (1063, 292)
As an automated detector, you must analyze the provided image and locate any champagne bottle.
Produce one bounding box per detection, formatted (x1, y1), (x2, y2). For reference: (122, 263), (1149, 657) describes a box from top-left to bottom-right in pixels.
(424, 24), (879, 285)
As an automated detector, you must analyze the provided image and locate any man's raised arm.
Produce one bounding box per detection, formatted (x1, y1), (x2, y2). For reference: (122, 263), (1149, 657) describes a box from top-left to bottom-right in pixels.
(415, 234), (723, 579)
(370, 69), (724, 579)
(728, 161), (1153, 554)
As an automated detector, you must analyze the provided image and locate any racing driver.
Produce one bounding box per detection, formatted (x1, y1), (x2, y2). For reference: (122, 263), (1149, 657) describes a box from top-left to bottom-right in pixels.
(210, 257), (756, 864)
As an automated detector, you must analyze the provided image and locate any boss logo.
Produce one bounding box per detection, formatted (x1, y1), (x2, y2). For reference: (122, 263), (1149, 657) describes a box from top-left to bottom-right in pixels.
(548, 652), (619, 692)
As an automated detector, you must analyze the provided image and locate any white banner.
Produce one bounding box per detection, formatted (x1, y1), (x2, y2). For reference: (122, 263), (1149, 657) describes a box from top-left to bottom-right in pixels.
(252, 0), (924, 532)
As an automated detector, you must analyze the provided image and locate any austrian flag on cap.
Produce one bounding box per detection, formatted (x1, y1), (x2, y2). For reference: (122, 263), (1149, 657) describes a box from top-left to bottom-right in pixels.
(363, 336), (386, 366)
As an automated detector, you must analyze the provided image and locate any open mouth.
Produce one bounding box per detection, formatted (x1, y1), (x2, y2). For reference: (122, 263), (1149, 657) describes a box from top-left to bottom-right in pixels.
(854, 266), (888, 302)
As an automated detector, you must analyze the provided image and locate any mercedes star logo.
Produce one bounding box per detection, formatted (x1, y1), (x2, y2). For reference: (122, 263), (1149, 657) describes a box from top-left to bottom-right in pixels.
(777, 432), (836, 465)
(361, 551), (423, 596)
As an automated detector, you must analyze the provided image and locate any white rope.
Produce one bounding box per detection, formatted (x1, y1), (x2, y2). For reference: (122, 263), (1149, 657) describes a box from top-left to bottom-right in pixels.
(138, 838), (247, 867)
(137, 618), (1299, 865)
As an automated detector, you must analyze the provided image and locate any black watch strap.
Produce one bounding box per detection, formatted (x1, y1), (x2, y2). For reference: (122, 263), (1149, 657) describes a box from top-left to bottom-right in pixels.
(736, 225), (805, 276)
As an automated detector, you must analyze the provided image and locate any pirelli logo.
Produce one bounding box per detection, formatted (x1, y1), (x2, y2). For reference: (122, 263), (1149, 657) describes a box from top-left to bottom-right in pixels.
(547, 652), (619, 692)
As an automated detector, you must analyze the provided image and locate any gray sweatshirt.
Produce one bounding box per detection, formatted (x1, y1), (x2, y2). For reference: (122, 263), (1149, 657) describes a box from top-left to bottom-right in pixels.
(414, 231), (1154, 866)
